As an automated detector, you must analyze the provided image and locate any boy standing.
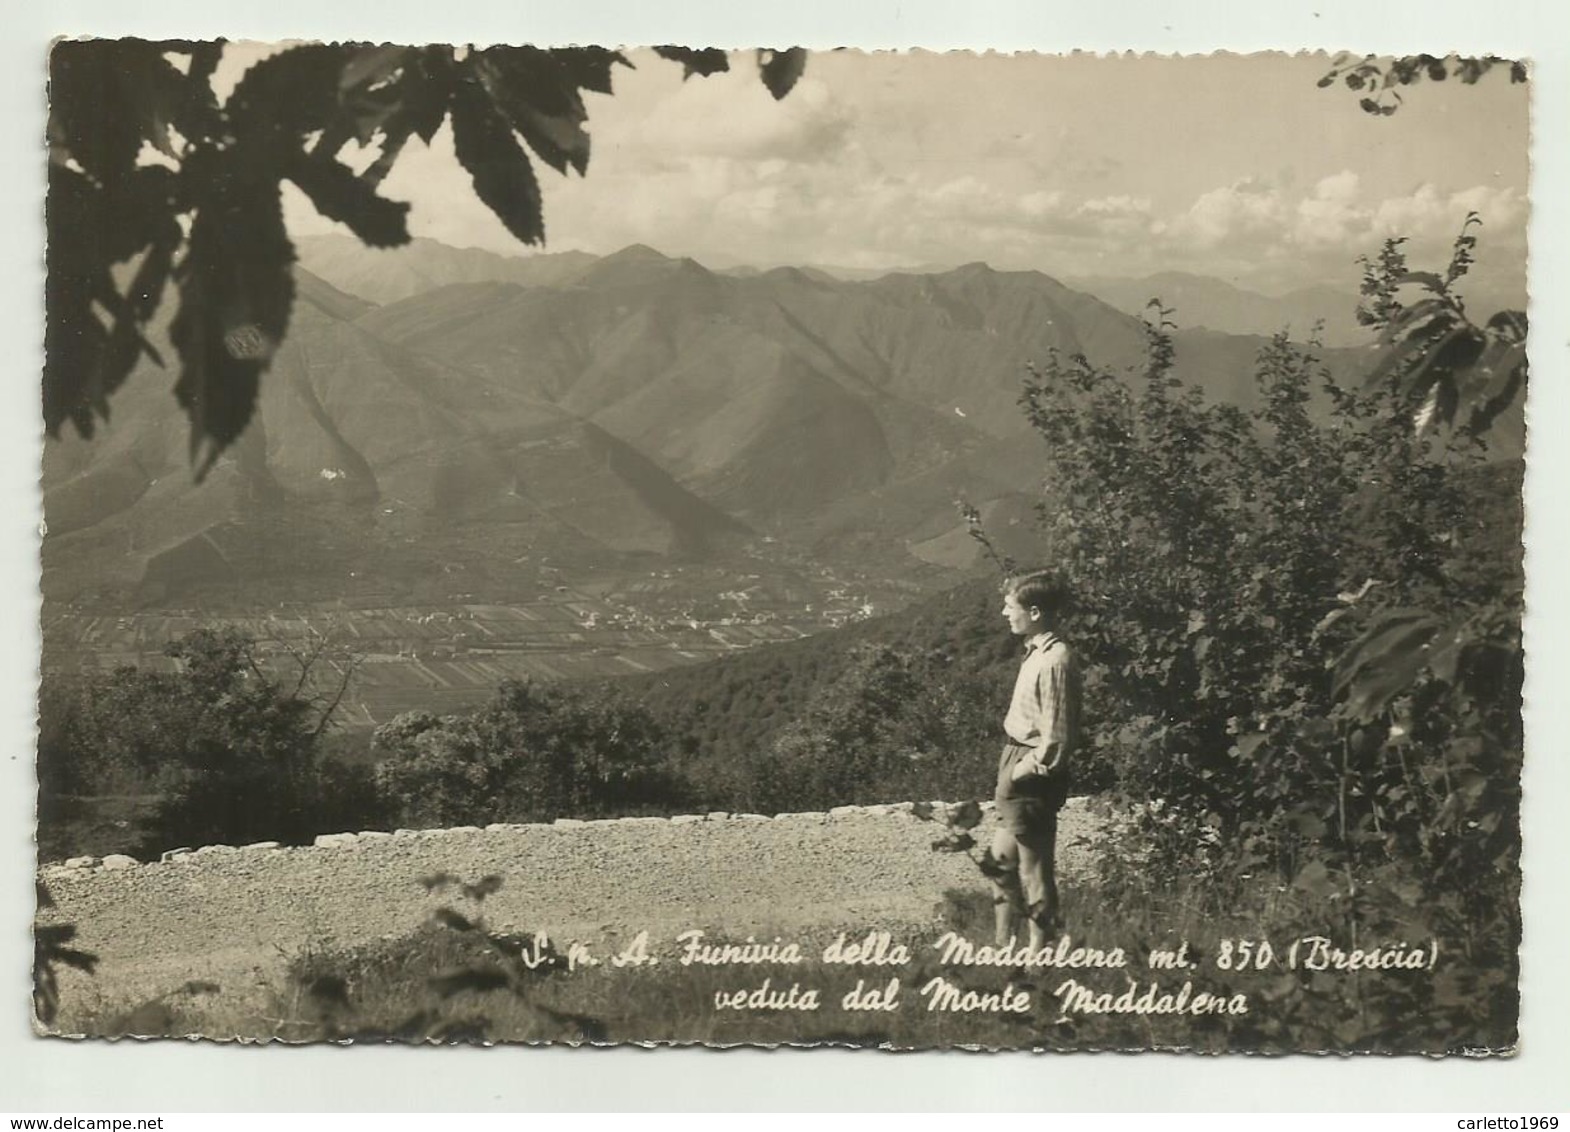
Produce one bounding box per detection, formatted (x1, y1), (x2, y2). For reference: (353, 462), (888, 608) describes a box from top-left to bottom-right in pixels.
(988, 570), (1080, 949)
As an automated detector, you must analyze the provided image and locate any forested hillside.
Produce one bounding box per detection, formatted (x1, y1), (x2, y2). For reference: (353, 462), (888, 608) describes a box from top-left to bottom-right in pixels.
(616, 574), (1022, 803)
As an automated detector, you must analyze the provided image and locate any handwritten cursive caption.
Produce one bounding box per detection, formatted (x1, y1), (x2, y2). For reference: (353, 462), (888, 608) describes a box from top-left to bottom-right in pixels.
(496, 928), (1441, 1018)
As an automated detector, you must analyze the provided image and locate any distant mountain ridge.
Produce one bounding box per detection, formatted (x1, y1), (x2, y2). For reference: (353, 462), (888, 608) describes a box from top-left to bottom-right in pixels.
(295, 236), (1380, 345)
(44, 239), (1387, 607)
(295, 234), (599, 305)
(1064, 270), (1370, 347)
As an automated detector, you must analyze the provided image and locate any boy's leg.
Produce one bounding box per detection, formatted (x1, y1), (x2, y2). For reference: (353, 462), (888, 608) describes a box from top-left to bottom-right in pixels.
(1015, 819), (1060, 949)
(984, 827), (1024, 946)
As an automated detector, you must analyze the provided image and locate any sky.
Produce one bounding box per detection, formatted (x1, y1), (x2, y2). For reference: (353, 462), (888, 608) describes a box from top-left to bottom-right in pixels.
(250, 46), (1531, 299)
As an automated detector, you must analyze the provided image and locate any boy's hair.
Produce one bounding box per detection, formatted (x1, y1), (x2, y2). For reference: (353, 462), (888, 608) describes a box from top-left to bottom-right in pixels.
(1003, 569), (1071, 619)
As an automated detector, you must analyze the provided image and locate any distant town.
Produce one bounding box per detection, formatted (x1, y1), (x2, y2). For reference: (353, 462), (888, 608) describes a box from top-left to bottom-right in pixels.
(41, 560), (923, 727)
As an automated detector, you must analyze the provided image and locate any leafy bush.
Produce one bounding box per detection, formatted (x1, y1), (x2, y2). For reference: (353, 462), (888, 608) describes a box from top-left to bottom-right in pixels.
(373, 678), (689, 827)
(37, 627), (370, 856)
(747, 644), (998, 813)
(1003, 225), (1522, 1041)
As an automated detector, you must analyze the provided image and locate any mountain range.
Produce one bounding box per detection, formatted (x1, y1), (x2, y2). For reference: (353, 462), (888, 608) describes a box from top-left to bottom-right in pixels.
(43, 238), (1396, 608)
(297, 237), (1376, 343)
(1063, 270), (1371, 347)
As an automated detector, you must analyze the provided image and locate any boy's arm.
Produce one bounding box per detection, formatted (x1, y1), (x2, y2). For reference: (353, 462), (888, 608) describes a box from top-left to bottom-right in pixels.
(1011, 651), (1074, 780)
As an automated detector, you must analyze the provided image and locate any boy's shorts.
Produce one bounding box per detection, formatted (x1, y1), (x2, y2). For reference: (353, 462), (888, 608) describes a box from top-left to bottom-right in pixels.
(994, 740), (1070, 839)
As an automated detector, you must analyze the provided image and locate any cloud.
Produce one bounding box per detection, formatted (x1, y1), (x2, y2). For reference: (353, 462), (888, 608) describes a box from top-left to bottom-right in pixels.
(598, 64), (854, 167)
(1293, 171), (1365, 248)
(1371, 183), (1525, 243)
(1156, 171), (1526, 281)
(247, 45), (1530, 295)
(278, 48), (1524, 295)
(1018, 190), (1065, 218)
(1072, 195), (1156, 238)
(1175, 179), (1288, 249)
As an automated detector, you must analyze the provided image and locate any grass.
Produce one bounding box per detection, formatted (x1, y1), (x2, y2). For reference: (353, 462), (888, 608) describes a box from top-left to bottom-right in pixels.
(47, 868), (1514, 1053)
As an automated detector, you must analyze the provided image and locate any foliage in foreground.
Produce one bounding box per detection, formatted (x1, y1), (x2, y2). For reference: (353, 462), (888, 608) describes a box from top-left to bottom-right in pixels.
(38, 627), (378, 857)
(999, 224), (1522, 1045)
(48, 862), (1510, 1053)
(372, 679), (691, 828)
(1318, 52), (1527, 117)
(33, 882), (97, 1028)
(46, 40), (803, 475)
(619, 581), (1031, 803)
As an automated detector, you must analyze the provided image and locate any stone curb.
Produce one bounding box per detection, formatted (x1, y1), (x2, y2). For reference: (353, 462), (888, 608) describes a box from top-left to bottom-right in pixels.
(36, 799), (1029, 877)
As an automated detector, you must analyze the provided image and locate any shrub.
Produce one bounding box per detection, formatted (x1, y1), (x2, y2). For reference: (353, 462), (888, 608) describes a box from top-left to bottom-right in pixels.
(1022, 253), (1509, 837)
(1023, 297), (1510, 852)
(37, 627), (366, 855)
(373, 679), (688, 827)
(1003, 228), (1522, 1041)
(747, 644), (998, 813)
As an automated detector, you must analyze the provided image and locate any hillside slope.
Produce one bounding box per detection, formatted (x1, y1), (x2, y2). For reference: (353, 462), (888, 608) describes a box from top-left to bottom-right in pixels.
(42, 241), (1399, 608)
(41, 266), (747, 605)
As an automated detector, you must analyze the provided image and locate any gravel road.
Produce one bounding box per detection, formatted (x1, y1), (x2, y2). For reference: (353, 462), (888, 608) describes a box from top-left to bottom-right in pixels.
(36, 801), (1099, 1030)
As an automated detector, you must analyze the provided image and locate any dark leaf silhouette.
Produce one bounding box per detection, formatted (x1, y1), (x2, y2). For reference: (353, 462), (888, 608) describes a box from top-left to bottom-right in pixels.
(432, 907), (475, 932)
(48, 41), (190, 178)
(43, 164), (179, 438)
(34, 883), (99, 1027)
(654, 45), (730, 79)
(463, 874), (505, 902)
(758, 47), (807, 100)
(419, 871), (461, 892)
(548, 46), (630, 96)
(932, 831), (976, 853)
(428, 1017), (493, 1043)
(224, 42), (351, 137)
(1462, 311), (1528, 436)
(1357, 224), (1527, 439)
(306, 974), (351, 1007)
(168, 182), (296, 478)
(44, 38), (800, 470)
(285, 153), (411, 247)
(535, 1003), (609, 1043)
(1332, 609), (1444, 722)
(1319, 53), (1525, 114)
(355, 47), (456, 187)
(104, 217), (179, 378)
(946, 799), (984, 831)
(429, 964), (511, 998)
(476, 47), (594, 176)
(449, 74), (544, 245)
(339, 44), (410, 93)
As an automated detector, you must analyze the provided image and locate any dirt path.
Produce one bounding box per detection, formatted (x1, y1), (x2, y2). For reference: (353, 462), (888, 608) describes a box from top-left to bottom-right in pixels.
(37, 801), (1100, 1031)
